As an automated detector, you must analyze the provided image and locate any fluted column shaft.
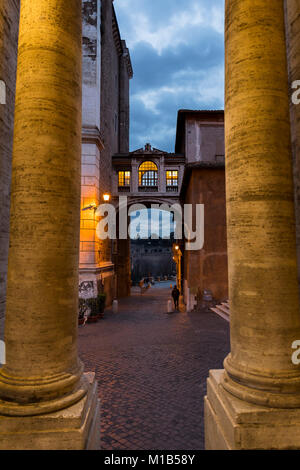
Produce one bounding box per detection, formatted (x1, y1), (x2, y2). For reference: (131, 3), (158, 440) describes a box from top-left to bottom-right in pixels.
(0, 0), (87, 415)
(223, 0), (300, 408)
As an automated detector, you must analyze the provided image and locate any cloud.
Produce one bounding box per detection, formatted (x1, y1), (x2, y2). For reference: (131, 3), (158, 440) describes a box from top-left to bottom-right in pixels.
(114, 0), (225, 151)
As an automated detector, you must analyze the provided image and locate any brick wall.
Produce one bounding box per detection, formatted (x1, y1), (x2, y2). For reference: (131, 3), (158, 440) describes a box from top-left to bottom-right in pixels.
(183, 168), (228, 305)
(0, 0), (19, 320)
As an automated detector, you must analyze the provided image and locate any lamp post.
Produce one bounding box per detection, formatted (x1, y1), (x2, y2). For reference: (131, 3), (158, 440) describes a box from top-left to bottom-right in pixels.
(103, 193), (111, 202)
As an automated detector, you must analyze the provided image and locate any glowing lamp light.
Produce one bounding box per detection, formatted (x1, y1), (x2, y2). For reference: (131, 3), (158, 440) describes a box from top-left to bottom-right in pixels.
(103, 193), (111, 202)
(175, 245), (179, 251)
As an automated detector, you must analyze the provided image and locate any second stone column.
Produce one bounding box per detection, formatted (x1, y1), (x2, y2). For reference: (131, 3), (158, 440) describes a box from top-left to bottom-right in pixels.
(0, 0), (100, 449)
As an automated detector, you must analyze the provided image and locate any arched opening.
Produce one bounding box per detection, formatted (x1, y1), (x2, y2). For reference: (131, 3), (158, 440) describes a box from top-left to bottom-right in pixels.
(129, 206), (177, 290)
(113, 200), (181, 298)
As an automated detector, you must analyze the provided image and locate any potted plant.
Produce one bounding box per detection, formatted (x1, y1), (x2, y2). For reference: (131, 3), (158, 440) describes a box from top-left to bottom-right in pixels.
(96, 293), (106, 318)
(87, 298), (99, 323)
(78, 299), (88, 325)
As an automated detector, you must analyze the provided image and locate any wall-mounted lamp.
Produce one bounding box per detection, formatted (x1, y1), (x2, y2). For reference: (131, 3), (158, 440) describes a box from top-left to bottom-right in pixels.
(82, 202), (97, 212)
(103, 193), (111, 202)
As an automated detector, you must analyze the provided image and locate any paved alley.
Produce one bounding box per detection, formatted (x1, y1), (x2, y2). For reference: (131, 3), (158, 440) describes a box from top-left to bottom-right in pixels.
(78, 282), (230, 450)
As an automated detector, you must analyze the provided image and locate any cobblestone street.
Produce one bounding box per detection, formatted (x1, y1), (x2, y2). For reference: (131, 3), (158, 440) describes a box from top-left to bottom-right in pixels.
(78, 282), (230, 450)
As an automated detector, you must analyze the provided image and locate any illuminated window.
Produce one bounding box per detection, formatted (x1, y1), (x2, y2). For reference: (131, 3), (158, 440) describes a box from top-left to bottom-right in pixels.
(118, 171), (131, 187)
(166, 170), (178, 186)
(139, 161), (158, 186)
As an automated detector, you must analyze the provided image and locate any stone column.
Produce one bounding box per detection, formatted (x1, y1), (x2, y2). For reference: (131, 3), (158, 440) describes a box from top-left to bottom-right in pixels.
(0, 0), (99, 450)
(0, 1), (19, 324)
(205, 0), (300, 450)
(285, 0), (300, 298)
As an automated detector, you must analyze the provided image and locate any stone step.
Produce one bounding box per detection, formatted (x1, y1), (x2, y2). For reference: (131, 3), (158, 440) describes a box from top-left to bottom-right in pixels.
(217, 304), (230, 315)
(210, 301), (230, 323)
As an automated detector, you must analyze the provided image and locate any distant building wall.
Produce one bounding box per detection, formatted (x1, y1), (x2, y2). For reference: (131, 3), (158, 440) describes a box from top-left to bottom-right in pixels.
(100, 0), (132, 197)
(119, 40), (130, 153)
(183, 168), (228, 305)
(177, 111), (228, 309)
(116, 238), (131, 297)
(0, 0), (19, 320)
(186, 120), (225, 164)
(100, 0), (119, 199)
(131, 239), (176, 281)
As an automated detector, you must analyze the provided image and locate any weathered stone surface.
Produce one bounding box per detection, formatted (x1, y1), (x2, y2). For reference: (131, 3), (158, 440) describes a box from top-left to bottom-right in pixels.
(205, 370), (300, 450)
(0, 373), (100, 450)
(285, 0), (300, 299)
(221, 0), (300, 408)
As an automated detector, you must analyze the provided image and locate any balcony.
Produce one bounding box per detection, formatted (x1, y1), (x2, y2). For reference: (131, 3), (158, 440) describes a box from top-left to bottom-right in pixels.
(138, 186), (158, 192)
(166, 185), (178, 193)
(118, 186), (131, 193)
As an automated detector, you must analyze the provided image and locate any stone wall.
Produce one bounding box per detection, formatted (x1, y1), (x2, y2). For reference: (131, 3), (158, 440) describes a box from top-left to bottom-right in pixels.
(82, 0), (101, 131)
(100, 0), (120, 200)
(186, 120), (225, 164)
(0, 0), (19, 320)
(80, 0), (132, 304)
(100, 0), (132, 299)
(81, 0), (104, 277)
(119, 40), (130, 153)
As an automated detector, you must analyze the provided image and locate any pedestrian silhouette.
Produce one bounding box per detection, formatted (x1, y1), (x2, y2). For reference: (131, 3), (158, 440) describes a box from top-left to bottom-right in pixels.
(172, 285), (180, 310)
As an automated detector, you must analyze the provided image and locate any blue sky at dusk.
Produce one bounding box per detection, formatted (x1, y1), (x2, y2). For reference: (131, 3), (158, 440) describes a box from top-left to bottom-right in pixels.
(114, 0), (225, 152)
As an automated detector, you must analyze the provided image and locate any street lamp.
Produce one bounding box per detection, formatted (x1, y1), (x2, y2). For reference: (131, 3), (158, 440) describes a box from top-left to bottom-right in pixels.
(103, 193), (111, 202)
(172, 243), (182, 295)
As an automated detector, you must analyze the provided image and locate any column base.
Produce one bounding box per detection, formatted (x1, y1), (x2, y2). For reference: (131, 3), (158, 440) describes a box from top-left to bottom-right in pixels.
(205, 370), (300, 450)
(0, 372), (100, 450)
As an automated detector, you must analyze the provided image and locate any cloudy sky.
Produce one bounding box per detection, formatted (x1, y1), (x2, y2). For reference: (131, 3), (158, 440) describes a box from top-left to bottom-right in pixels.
(114, 0), (225, 152)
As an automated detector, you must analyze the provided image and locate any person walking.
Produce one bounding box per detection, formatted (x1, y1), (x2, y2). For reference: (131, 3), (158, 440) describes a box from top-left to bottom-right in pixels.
(172, 285), (180, 310)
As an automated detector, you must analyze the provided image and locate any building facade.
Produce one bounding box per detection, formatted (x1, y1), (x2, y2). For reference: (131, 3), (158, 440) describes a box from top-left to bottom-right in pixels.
(177, 110), (228, 310)
(111, 143), (185, 297)
(80, 0), (133, 306)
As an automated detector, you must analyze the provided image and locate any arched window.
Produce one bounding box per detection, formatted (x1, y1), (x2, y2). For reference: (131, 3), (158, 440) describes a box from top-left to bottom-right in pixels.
(139, 161), (158, 187)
